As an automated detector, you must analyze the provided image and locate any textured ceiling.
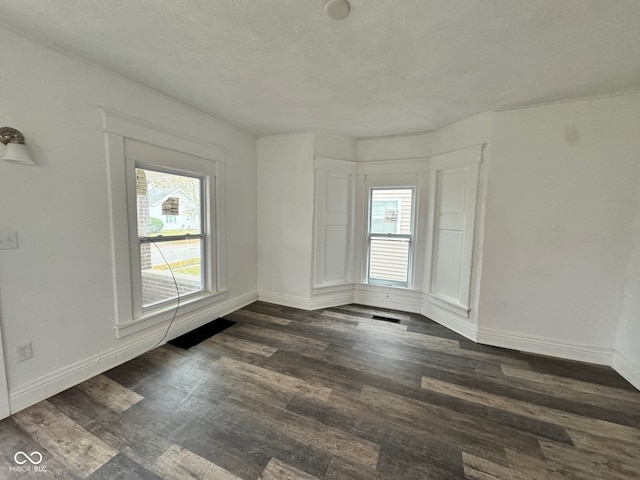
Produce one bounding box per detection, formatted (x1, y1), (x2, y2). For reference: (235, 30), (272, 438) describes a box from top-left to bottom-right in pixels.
(2, 1), (640, 138)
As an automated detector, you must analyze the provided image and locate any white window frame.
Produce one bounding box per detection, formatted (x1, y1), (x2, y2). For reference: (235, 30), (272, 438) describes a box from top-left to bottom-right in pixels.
(367, 186), (416, 288)
(102, 108), (228, 338)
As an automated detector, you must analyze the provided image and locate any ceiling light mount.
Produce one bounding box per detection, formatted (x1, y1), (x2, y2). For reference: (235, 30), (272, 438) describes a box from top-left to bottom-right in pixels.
(325, 0), (350, 20)
(0, 127), (35, 165)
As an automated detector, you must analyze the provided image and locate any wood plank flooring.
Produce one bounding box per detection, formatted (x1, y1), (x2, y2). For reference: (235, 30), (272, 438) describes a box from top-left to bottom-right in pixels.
(1, 301), (639, 479)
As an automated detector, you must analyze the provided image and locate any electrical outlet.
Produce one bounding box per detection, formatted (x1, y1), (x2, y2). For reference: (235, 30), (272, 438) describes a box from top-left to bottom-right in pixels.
(16, 342), (33, 362)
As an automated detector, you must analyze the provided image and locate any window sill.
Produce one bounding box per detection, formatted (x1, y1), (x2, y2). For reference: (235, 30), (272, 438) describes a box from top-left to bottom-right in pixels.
(356, 283), (422, 294)
(115, 289), (228, 338)
(368, 279), (410, 288)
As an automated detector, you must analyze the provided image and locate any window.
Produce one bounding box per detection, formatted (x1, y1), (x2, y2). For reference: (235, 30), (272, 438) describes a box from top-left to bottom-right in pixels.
(103, 108), (228, 337)
(367, 187), (414, 287)
(136, 167), (204, 308)
(123, 137), (224, 324)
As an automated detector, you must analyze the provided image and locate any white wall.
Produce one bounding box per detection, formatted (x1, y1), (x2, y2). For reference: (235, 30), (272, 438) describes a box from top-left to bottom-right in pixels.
(357, 113), (491, 162)
(355, 96), (640, 379)
(314, 133), (357, 161)
(478, 94), (640, 364)
(0, 27), (257, 412)
(256, 133), (357, 308)
(257, 134), (315, 303)
(614, 172), (640, 387)
(356, 96), (640, 374)
(256, 119), (490, 331)
(356, 115), (491, 328)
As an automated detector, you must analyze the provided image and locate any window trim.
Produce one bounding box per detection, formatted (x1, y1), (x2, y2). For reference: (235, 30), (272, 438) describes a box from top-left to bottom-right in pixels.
(102, 107), (228, 338)
(366, 186), (416, 288)
(125, 140), (224, 323)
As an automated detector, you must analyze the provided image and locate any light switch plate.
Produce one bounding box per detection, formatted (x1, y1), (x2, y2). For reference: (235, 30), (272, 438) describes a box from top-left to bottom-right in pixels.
(0, 230), (18, 250)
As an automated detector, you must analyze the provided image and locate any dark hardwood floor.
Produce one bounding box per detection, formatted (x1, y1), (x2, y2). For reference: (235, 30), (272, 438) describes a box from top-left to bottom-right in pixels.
(2, 302), (639, 479)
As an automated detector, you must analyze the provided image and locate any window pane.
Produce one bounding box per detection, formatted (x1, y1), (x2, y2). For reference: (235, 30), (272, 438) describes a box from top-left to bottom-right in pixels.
(140, 238), (203, 308)
(368, 188), (414, 286)
(369, 237), (409, 284)
(136, 168), (202, 237)
(370, 189), (412, 234)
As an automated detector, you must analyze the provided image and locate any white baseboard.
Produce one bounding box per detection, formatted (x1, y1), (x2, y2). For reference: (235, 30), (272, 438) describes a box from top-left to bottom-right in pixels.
(257, 290), (314, 310)
(476, 327), (612, 365)
(309, 291), (355, 310)
(422, 292), (470, 318)
(354, 284), (422, 313)
(9, 290), (258, 414)
(421, 300), (478, 341)
(611, 350), (640, 391)
(312, 284), (354, 295)
(258, 289), (354, 311)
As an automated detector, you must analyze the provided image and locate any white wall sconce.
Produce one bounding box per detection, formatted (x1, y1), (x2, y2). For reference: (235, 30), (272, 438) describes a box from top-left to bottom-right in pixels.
(0, 127), (35, 165)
